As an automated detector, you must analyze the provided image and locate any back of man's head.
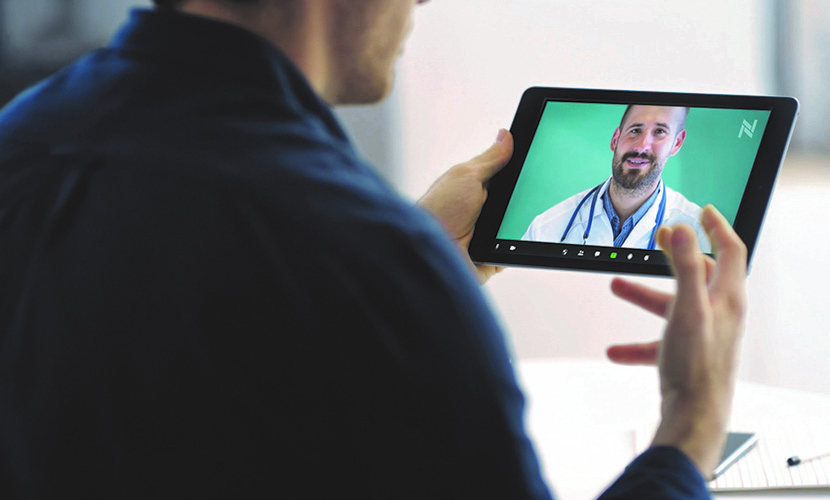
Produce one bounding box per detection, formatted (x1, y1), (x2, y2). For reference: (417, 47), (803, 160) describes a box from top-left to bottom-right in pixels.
(152, 0), (261, 9)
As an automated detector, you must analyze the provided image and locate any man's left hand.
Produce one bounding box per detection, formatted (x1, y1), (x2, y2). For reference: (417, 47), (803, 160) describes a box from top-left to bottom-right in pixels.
(418, 129), (513, 284)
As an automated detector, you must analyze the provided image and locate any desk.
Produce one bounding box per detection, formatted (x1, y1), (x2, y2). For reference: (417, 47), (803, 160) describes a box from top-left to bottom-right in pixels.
(516, 359), (830, 500)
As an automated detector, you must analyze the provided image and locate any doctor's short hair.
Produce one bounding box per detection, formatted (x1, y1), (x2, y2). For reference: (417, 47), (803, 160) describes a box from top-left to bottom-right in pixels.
(619, 105), (690, 134)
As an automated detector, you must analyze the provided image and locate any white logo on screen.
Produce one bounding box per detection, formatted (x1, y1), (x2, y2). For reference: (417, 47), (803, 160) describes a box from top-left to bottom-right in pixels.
(738, 119), (758, 139)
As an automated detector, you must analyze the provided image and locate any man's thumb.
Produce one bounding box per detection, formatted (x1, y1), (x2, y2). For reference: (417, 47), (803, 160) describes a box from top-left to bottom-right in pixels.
(465, 128), (514, 181)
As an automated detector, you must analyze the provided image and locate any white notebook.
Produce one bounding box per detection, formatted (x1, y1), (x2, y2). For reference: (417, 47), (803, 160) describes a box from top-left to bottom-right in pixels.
(635, 418), (830, 491)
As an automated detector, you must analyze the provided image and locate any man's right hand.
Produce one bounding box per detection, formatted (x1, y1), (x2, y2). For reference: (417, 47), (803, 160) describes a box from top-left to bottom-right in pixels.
(605, 205), (748, 478)
(417, 129), (513, 285)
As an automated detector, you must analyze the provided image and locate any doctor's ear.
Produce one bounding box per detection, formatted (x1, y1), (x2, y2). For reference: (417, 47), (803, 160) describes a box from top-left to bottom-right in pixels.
(610, 128), (620, 152)
(670, 129), (687, 155)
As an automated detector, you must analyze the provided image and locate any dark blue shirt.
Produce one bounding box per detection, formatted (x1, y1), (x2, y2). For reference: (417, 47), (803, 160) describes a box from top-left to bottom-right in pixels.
(0, 8), (710, 500)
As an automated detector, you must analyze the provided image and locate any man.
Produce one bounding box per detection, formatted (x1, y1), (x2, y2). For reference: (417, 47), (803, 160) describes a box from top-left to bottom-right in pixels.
(0, 1), (746, 498)
(523, 105), (711, 252)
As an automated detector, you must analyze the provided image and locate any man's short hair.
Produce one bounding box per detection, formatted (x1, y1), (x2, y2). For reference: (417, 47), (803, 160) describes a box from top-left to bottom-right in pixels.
(153, 0), (185, 7)
(619, 105), (690, 134)
(152, 0), (260, 8)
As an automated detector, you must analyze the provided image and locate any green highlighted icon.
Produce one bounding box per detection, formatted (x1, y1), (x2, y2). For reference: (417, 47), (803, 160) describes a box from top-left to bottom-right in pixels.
(610, 252), (618, 259)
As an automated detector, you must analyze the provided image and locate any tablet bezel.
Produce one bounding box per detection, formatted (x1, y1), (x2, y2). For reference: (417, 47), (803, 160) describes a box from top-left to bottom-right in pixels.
(469, 87), (799, 276)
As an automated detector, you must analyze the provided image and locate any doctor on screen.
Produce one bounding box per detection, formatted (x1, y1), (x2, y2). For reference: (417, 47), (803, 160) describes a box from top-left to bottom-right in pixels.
(523, 105), (711, 252)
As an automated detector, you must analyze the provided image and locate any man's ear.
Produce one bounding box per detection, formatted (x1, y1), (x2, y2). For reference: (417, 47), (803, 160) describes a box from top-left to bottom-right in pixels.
(610, 128), (620, 152)
(670, 129), (687, 156)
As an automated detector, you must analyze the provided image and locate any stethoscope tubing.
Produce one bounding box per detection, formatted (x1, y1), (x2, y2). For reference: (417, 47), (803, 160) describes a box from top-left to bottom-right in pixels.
(560, 180), (667, 250)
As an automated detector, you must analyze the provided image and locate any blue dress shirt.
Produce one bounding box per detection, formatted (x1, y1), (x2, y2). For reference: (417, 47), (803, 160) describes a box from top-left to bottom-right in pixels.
(603, 184), (661, 247)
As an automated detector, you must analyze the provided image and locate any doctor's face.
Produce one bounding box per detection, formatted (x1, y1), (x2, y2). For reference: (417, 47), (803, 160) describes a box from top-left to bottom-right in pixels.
(610, 105), (687, 194)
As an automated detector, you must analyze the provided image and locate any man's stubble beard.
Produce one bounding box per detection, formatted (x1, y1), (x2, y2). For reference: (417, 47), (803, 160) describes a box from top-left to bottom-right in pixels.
(611, 152), (665, 197)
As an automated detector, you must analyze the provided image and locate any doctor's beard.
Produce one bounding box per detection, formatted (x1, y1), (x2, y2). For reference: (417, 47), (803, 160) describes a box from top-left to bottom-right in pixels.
(611, 152), (665, 197)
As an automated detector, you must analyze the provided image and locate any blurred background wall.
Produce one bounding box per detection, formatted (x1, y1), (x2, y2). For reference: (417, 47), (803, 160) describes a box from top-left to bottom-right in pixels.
(2, 0), (829, 394)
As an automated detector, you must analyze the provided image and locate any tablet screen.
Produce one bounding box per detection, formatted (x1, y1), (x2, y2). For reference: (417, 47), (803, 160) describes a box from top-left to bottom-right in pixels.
(469, 88), (798, 276)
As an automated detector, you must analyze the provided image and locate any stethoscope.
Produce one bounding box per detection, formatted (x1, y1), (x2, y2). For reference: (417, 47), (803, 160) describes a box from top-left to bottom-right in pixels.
(560, 180), (667, 250)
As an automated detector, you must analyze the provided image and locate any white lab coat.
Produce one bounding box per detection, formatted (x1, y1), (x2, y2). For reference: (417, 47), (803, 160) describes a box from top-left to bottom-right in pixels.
(522, 177), (711, 252)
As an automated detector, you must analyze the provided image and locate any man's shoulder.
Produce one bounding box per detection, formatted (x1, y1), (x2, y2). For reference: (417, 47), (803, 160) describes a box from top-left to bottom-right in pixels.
(664, 185), (704, 217)
(528, 186), (595, 228)
(662, 185), (712, 252)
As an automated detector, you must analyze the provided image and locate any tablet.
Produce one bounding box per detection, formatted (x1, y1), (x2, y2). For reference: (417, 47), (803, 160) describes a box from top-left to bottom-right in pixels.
(469, 87), (798, 276)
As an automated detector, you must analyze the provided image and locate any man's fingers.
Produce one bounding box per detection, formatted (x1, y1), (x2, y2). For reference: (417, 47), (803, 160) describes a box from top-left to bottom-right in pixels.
(656, 225), (674, 260)
(704, 255), (716, 285)
(460, 129), (514, 184)
(657, 211), (720, 287)
(610, 277), (672, 318)
(700, 205), (747, 291)
(659, 223), (707, 314)
(474, 264), (505, 284)
(606, 341), (661, 365)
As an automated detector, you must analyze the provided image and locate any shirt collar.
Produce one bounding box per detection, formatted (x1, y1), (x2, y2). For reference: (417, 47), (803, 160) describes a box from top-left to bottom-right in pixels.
(602, 180), (663, 231)
(108, 8), (348, 142)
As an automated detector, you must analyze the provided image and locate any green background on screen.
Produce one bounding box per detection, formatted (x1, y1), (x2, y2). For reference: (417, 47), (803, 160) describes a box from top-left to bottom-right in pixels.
(497, 102), (771, 240)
